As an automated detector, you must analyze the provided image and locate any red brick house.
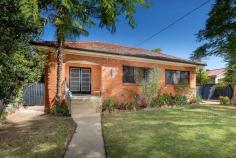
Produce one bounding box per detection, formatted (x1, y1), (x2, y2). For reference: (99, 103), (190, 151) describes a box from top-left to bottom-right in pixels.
(32, 41), (205, 112)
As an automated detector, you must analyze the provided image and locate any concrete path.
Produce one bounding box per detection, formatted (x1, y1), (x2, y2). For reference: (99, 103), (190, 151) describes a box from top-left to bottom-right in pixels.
(64, 113), (105, 158)
(202, 99), (220, 105)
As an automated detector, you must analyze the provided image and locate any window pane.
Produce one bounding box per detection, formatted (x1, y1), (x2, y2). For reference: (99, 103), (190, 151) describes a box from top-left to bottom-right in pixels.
(180, 71), (189, 85)
(134, 68), (144, 83)
(165, 70), (189, 85)
(123, 66), (150, 83)
(166, 70), (173, 84)
(173, 71), (181, 84)
(123, 66), (135, 83)
(144, 68), (149, 80)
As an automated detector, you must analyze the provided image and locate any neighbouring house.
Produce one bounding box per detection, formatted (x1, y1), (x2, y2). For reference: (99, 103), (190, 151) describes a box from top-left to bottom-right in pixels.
(32, 41), (205, 112)
(207, 68), (225, 84)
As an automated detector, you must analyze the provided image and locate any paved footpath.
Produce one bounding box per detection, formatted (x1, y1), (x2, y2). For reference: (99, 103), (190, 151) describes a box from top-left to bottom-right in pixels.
(64, 113), (105, 158)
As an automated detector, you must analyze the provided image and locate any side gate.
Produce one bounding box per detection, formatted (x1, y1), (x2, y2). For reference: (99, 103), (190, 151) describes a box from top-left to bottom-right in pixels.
(196, 84), (233, 100)
(23, 83), (45, 106)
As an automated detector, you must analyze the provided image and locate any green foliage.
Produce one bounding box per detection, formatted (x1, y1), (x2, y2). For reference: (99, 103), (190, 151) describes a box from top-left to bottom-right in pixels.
(102, 96), (116, 113)
(50, 101), (70, 116)
(0, 0), (46, 105)
(215, 83), (229, 91)
(190, 96), (202, 104)
(162, 94), (176, 106)
(225, 60), (236, 84)
(0, 49), (46, 104)
(150, 96), (165, 107)
(196, 68), (210, 85)
(41, 0), (150, 42)
(19, 0), (39, 24)
(152, 48), (162, 53)
(175, 95), (188, 106)
(190, 0), (236, 84)
(126, 102), (136, 111)
(150, 94), (188, 107)
(0, 110), (6, 120)
(141, 67), (162, 106)
(219, 96), (230, 105)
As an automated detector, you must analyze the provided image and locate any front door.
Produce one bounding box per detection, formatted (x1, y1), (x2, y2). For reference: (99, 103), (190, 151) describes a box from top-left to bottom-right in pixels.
(69, 67), (91, 94)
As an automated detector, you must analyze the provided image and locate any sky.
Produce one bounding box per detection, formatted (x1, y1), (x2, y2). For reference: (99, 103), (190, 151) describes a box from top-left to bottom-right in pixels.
(41, 0), (226, 70)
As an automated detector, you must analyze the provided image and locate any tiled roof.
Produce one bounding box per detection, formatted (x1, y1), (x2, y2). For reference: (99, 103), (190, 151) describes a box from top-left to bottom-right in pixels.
(208, 68), (225, 77)
(31, 41), (205, 66)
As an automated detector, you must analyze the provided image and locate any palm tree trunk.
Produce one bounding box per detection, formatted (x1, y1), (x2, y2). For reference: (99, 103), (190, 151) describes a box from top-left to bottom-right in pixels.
(55, 37), (63, 109)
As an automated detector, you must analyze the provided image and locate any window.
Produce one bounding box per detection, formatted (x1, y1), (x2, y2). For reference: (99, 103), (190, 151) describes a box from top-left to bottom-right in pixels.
(165, 70), (189, 85)
(123, 66), (149, 84)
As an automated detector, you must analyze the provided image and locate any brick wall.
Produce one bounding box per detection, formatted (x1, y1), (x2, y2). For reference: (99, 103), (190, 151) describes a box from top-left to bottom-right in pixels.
(45, 52), (196, 111)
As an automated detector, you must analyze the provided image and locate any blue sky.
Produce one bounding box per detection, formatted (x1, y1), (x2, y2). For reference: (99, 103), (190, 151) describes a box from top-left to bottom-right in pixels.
(41, 0), (225, 70)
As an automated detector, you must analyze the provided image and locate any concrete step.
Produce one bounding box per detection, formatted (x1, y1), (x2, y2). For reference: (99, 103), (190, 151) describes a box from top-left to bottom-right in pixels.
(70, 96), (102, 115)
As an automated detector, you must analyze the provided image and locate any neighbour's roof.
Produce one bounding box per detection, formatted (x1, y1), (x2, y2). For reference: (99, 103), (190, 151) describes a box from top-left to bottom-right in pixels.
(31, 41), (206, 66)
(207, 68), (225, 77)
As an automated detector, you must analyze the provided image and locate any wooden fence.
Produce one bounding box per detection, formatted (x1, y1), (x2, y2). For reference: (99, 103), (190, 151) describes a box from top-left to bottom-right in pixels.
(23, 83), (45, 106)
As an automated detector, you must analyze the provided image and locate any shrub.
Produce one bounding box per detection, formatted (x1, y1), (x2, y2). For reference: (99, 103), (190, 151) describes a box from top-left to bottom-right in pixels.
(127, 102), (136, 111)
(50, 101), (70, 116)
(150, 96), (165, 107)
(0, 110), (6, 120)
(175, 95), (188, 106)
(162, 94), (176, 106)
(219, 96), (230, 105)
(189, 96), (202, 104)
(215, 83), (229, 91)
(141, 67), (162, 106)
(116, 102), (127, 110)
(102, 96), (116, 113)
(150, 94), (187, 107)
(150, 98), (157, 107)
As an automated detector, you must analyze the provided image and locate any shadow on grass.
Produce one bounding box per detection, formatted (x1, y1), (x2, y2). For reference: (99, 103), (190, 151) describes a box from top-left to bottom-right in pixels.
(102, 105), (236, 158)
(0, 114), (76, 158)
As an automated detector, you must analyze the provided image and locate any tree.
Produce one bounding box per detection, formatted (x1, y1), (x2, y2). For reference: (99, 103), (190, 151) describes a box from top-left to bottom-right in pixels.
(190, 0), (236, 101)
(0, 0), (46, 115)
(41, 0), (150, 111)
(196, 68), (210, 85)
(152, 48), (162, 53)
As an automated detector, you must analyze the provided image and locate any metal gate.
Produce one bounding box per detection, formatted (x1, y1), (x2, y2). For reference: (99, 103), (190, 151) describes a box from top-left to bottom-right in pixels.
(23, 83), (45, 106)
(196, 84), (233, 100)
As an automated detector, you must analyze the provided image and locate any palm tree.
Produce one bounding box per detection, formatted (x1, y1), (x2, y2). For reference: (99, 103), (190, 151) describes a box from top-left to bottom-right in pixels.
(43, 0), (149, 111)
(45, 1), (91, 108)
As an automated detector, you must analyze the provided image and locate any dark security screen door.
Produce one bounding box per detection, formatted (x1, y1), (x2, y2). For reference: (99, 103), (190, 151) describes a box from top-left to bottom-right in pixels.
(69, 67), (91, 94)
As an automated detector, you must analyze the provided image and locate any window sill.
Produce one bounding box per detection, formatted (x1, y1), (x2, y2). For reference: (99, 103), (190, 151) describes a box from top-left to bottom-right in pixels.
(165, 84), (190, 86)
(123, 83), (141, 86)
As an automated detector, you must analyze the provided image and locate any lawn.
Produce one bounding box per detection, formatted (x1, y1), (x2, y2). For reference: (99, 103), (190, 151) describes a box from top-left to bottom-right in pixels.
(0, 114), (76, 158)
(102, 105), (236, 158)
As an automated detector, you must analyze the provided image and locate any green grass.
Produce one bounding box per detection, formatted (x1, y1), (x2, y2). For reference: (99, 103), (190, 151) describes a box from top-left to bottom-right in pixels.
(102, 105), (236, 158)
(0, 115), (76, 158)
